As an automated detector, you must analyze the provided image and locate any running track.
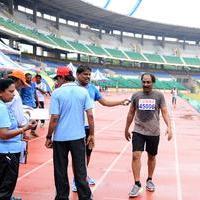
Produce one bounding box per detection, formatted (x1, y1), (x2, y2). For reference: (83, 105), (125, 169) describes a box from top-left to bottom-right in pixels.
(14, 92), (200, 199)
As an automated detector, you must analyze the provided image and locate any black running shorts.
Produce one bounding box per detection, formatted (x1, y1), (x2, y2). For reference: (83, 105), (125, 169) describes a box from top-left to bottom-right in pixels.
(132, 132), (160, 156)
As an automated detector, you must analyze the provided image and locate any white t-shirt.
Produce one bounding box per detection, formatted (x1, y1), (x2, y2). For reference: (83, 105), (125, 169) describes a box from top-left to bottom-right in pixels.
(35, 82), (47, 102)
(171, 89), (177, 98)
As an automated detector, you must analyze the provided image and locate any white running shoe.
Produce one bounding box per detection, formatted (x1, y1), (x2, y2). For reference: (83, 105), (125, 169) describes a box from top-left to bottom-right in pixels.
(87, 176), (96, 185)
(129, 184), (143, 197)
(71, 179), (77, 192)
(146, 180), (155, 192)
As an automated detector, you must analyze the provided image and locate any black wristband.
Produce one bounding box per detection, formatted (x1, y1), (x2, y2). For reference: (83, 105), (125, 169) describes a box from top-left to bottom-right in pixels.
(46, 135), (52, 140)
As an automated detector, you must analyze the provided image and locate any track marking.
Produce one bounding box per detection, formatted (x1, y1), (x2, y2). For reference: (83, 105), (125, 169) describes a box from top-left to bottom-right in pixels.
(18, 116), (125, 181)
(18, 159), (53, 181)
(27, 107), (125, 143)
(96, 117), (124, 135)
(91, 141), (130, 192)
(171, 106), (183, 200)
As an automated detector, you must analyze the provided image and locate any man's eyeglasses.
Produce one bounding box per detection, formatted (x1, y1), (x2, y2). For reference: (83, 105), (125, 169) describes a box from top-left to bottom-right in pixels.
(142, 81), (152, 84)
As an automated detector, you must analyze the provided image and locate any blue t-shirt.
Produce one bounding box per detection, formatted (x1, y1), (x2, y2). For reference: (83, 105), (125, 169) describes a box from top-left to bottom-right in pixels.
(50, 82), (93, 141)
(86, 83), (102, 102)
(0, 100), (22, 153)
(83, 83), (102, 128)
(20, 82), (36, 108)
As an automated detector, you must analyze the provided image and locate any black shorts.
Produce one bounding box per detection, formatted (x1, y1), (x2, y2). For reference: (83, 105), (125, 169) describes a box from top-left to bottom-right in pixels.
(85, 127), (92, 157)
(172, 97), (177, 104)
(132, 132), (160, 156)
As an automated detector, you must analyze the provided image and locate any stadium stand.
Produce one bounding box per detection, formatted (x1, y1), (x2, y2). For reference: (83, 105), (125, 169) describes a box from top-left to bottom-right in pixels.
(1, 0), (200, 95)
(182, 57), (200, 66)
(124, 51), (146, 62)
(162, 55), (184, 65)
(143, 53), (165, 64)
(48, 35), (75, 51)
(1, 15), (200, 70)
(87, 45), (110, 57)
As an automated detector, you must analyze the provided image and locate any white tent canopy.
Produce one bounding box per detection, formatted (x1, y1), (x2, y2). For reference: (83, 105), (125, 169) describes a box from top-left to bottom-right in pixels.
(0, 41), (20, 55)
(67, 62), (77, 76)
(0, 50), (29, 70)
(92, 69), (109, 81)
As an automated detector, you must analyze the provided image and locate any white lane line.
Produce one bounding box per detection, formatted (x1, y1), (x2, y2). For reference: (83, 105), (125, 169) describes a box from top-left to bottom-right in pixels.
(18, 159), (53, 181)
(96, 107), (120, 118)
(91, 142), (130, 192)
(171, 109), (183, 200)
(18, 117), (124, 181)
(27, 107), (125, 143)
(95, 117), (124, 135)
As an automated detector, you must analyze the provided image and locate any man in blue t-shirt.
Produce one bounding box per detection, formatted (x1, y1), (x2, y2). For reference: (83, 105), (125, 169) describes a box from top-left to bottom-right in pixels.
(69, 65), (130, 191)
(20, 73), (37, 108)
(45, 67), (94, 200)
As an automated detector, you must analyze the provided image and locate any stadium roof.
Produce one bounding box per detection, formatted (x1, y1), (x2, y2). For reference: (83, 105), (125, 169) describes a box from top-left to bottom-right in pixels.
(82, 0), (200, 29)
(15, 0), (200, 41)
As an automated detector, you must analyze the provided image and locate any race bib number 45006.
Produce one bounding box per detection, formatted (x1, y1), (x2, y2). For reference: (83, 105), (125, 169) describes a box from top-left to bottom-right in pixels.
(138, 99), (156, 110)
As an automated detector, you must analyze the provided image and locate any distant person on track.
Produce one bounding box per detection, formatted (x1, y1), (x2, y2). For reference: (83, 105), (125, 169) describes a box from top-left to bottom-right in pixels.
(171, 87), (178, 109)
(45, 67), (94, 200)
(124, 73), (173, 198)
(71, 65), (130, 192)
(0, 79), (36, 200)
(20, 73), (38, 137)
(34, 74), (47, 127)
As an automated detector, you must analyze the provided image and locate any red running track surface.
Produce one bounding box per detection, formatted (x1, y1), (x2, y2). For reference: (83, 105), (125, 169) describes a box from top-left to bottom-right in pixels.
(14, 92), (200, 200)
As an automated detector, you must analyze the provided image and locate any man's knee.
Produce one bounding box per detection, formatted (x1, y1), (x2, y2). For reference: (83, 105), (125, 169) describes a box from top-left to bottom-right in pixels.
(147, 154), (156, 161)
(132, 151), (142, 161)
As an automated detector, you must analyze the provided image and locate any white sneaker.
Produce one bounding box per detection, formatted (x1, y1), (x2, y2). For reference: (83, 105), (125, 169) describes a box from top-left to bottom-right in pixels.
(72, 176), (95, 192)
(129, 185), (143, 197)
(71, 179), (77, 192)
(146, 180), (155, 192)
(87, 176), (96, 185)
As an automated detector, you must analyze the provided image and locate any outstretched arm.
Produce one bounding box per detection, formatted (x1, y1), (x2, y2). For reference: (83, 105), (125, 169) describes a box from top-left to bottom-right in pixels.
(98, 98), (130, 107)
(36, 87), (46, 94)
